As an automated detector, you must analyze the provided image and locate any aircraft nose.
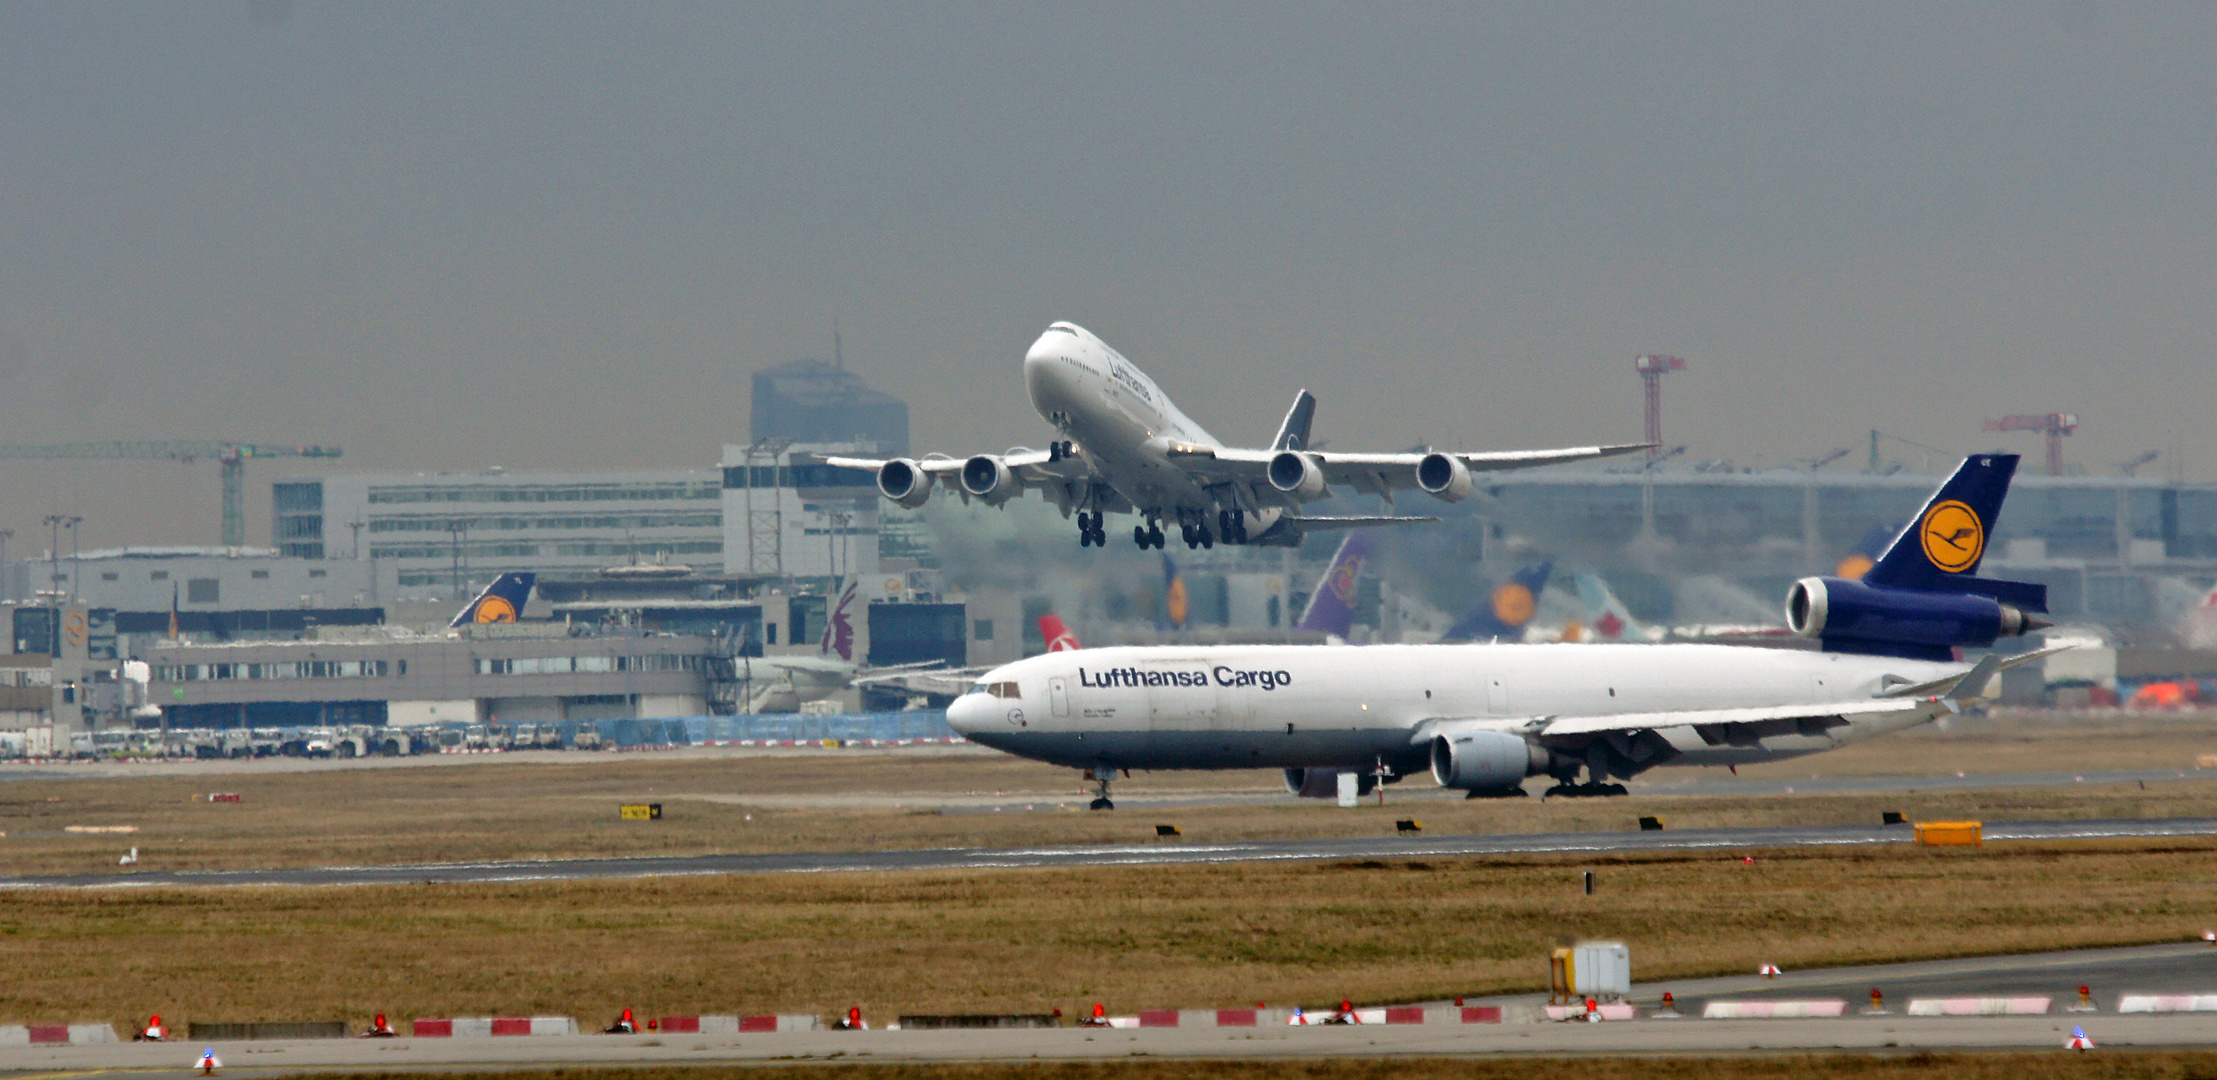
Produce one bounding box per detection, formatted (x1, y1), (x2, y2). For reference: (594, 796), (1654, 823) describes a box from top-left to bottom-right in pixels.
(945, 693), (992, 737)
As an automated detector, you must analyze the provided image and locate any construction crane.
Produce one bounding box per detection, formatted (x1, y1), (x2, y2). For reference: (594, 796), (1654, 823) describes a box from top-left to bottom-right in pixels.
(0, 441), (341, 547)
(2115, 450), (2159, 477)
(1981, 414), (2077, 477)
(1634, 354), (1686, 462)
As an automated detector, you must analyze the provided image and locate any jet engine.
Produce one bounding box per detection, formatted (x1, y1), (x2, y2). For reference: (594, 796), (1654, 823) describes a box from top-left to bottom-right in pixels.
(1267, 451), (1328, 500)
(1415, 452), (1472, 503)
(960, 455), (1018, 504)
(1785, 576), (2048, 656)
(1429, 729), (1552, 792)
(877, 459), (932, 509)
(1282, 767), (1375, 799)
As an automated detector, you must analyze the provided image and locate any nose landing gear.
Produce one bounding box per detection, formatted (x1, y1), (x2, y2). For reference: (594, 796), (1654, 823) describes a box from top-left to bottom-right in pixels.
(1088, 765), (1117, 810)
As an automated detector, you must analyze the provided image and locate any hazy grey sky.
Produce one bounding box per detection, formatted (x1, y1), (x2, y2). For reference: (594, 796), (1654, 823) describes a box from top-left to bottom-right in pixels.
(1, 2), (2211, 549)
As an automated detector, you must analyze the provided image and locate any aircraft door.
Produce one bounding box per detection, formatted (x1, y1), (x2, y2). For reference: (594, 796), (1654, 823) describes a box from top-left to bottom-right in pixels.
(1049, 677), (1071, 718)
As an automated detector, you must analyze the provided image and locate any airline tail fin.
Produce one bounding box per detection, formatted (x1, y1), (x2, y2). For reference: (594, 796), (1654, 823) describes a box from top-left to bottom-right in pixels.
(1295, 532), (1369, 639)
(1162, 555), (1189, 630)
(1864, 453), (2045, 608)
(1039, 614), (1081, 652)
(819, 579), (861, 661)
(1572, 572), (1649, 641)
(450, 573), (535, 628)
(1442, 561), (1553, 643)
(1272, 390), (1317, 451)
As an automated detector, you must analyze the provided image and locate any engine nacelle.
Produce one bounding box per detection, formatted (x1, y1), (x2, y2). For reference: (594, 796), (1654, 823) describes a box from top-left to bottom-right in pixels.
(1429, 729), (1548, 792)
(1785, 576), (2046, 655)
(1282, 767), (1375, 799)
(1267, 451), (1328, 500)
(1415, 452), (1472, 503)
(960, 455), (1018, 503)
(877, 459), (932, 509)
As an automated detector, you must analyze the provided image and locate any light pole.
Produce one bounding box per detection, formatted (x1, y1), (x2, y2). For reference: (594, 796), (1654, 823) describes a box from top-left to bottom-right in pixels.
(64, 517), (82, 603)
(0, 528), (13, 603)
(41, 514), (70, 604)
(446, 520), (470, 601)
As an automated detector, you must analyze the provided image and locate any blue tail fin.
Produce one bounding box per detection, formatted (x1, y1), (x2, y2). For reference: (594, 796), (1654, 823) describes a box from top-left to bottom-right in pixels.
(450, 572), (535, 627)
(1273, 390), (1317, 451)
(1864, 454), (2043, 608)
(1442, 561), (1553, 642)
(1295, 532), (1369, 639)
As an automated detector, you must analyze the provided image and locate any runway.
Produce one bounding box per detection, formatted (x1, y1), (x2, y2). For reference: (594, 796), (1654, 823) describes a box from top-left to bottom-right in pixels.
(6, 815), (2216, 890)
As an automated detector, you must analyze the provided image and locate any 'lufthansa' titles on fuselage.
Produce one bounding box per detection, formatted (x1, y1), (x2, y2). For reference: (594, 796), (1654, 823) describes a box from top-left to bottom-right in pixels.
(1078, 666), (1293, 691)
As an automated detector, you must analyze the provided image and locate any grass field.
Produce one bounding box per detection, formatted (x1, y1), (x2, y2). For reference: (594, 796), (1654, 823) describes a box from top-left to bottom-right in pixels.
(242, 1061), (2217, 1080)
(6, 714), (2217, 1032)
(4, 836), (2215, 1026)
(3, 714), (2216, 878)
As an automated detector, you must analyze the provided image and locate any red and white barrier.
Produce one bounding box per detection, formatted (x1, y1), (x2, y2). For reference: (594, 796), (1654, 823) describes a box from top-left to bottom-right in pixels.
(1905, 997), (2049, 1016)
(1543, 1003), (1637, 1021)
(646, 1015), (818, 1034)
(1700, 1000), (1848, 1019)
(410, 1017), (576, 1037)
(0, 1024), (121, 1045)
(2117, 994), (2217, 1013)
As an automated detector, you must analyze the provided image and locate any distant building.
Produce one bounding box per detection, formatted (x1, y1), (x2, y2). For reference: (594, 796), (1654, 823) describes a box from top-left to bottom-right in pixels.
(751, 358), (908, 455)
(720, 442), (882, 578)
(272, 470), (724, 596)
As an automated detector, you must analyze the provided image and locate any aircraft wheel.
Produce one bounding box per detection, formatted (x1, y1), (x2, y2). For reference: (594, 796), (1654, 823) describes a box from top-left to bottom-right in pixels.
(1198, 526), (1214, 549)
(1088, 797), (1114, 811)
(1134, 525), (1150, 548)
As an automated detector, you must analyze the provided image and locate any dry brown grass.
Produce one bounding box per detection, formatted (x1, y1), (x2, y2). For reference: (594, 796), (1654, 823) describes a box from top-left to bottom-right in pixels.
(260, 1061), (2217, 1080)
(4, 715), (2217, 878)
(4, 836), (2216, 1028)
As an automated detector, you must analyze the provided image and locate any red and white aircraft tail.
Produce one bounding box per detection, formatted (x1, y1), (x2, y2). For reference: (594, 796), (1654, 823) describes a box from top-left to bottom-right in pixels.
(1040, 614), (1081, 652)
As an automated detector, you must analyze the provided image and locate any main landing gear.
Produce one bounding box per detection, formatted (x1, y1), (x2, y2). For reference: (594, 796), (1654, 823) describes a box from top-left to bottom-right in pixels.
(1543, 781), (1629, 798)
(1216, 509), (1249, 545)
(1131, 520), (1167, 550)
(1088, 765), (1118, 810)
(1076, 510), (1108, 547)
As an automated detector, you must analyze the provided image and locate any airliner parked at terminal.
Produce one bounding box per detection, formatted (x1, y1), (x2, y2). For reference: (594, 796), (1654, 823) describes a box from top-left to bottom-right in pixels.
(825, 323), (1646, 550)
(948, 455), (2059, 808)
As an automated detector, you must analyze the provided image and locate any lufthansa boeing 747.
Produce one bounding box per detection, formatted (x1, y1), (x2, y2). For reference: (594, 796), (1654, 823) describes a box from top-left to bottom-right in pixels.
(947, 455), (2059, 808)
(824, 323), (1646, 550)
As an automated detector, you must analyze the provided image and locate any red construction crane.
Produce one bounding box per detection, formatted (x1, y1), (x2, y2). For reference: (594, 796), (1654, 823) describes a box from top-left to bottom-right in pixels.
(1634, 355), (1686, 461)
(1982, 413), (2078, 477)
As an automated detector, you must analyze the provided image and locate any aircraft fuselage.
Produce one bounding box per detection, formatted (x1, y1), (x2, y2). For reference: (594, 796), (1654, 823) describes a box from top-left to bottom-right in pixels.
(946, 642), (1959, 774)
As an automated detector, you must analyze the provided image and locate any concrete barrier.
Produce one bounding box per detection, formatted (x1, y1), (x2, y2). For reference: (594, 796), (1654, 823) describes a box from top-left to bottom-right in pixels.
(0, 1024), (119, 1045)
(186, 1021), (349, 1040)
(893, 1015), (1053, 1030)
(1700, 1000), (1849, 1019)
(411, 1017), (576, 1037)
(1905, 997), (2050, 1016)
(2118, 994), (2217, 1013)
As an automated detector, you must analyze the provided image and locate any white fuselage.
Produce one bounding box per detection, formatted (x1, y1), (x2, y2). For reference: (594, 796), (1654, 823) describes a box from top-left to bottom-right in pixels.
(945, 642), (1960, 778)
(1024, 323), (1255, 519)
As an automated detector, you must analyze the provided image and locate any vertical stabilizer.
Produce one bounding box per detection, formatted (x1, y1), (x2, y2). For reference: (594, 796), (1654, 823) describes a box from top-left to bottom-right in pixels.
(1162, 555), (1189, 630)
(1296, 532), (1369, 639)
(1864, 454), (2017, 590)
(1039, 614), (1081, 652)
(1442, 561), (1553, 643)
(1273, 390), (1318, 451)
(820, 579), (860, 661)
(450, 573), (536, 628)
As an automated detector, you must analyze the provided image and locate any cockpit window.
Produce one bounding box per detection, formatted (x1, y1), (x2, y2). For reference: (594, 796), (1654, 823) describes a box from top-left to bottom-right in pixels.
(965, 681), (1021, 698)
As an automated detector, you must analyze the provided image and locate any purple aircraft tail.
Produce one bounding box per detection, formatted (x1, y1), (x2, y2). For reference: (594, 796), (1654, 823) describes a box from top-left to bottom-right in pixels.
(1296, 533), (1370, 639)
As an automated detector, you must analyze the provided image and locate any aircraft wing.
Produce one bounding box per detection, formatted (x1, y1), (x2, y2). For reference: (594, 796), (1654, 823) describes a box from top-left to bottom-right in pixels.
(1167, 443), (1653, 504)
(818, 451), (1114, 511)
(1283, 514), (1441, 529)
(1534, 697), (1932, 738)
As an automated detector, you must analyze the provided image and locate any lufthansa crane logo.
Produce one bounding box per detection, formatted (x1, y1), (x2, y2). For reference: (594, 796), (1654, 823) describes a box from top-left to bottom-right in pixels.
(1919, 500), (1984, 573)
(474, 596), (518, 623)
(1490, 582), (1536, 627)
